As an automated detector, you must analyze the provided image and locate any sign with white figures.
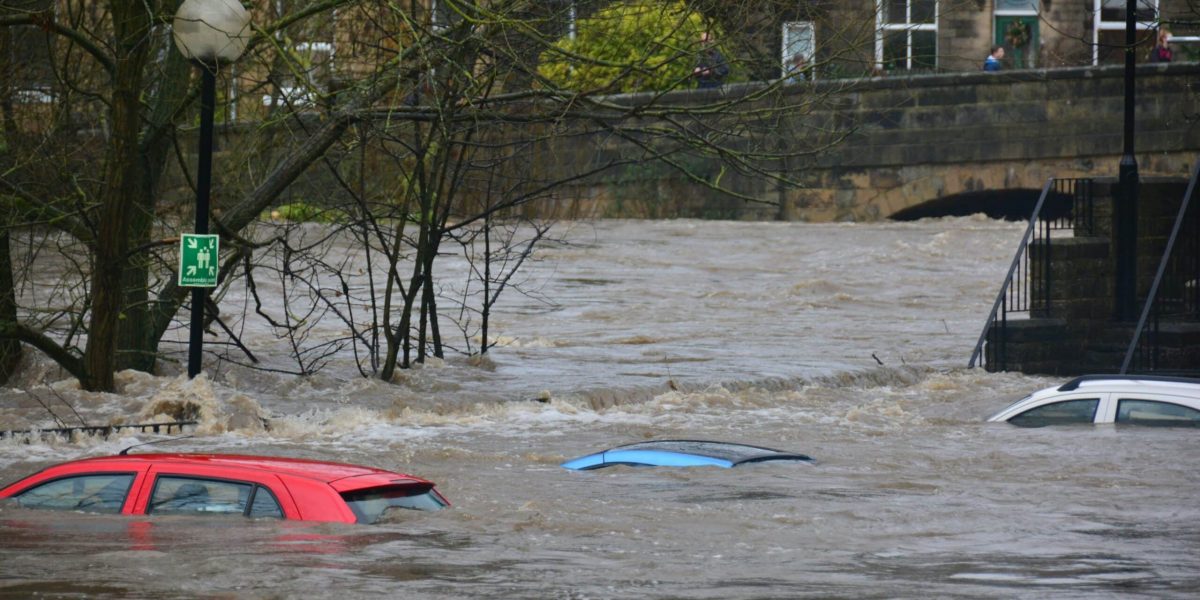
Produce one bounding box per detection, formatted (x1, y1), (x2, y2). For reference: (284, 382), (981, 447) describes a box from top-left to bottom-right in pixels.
(178, 234), (219, 287)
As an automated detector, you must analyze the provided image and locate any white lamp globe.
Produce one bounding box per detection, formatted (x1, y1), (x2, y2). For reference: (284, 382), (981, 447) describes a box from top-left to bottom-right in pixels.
(173, 0), (251, 64)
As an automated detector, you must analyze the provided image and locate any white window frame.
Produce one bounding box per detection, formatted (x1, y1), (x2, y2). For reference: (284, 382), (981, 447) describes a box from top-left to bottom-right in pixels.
(260, 41), (337, 109)
(1092, 0), (1159, 65)
(875, 0), (938, 71)
(568, 1), (577, 41)
(994, 0), (1038, 17)
(781, 21), (816, 80)
(14, 88), (54, 104)
(431, 0), (450, 32)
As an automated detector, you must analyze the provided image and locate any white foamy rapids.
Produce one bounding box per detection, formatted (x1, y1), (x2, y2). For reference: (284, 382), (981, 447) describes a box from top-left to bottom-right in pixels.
(4, 217), (1033, 444)
(0, 372), (273, 462)
(3, 364), (1030, 457)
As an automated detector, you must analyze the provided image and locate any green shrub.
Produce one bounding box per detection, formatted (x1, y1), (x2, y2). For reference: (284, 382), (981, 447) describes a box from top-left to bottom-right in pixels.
(538, 0), (726, 93)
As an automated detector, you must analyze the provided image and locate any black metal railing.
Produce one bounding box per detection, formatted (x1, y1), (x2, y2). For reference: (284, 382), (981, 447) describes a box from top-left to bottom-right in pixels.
(1121, 161), (1200, 374)
(0, 421), (197, 441)
(969, 177), (1095, 370)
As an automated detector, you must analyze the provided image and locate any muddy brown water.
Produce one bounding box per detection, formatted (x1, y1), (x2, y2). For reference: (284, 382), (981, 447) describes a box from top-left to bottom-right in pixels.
(2, 218), (1198, 598)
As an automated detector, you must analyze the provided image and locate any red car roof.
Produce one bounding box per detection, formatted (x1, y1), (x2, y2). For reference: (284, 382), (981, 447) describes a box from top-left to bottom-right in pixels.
(58, 453), (424, 485)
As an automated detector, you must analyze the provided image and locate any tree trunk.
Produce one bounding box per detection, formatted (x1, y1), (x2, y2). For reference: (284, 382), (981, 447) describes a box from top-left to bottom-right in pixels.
(81, 0), (154, 391)
(114, 179), (156, 373)
(0, 230), (21, 383)
(424, 258), (442, 359)
(117, 28), (192, 373)
(0, 27), (22, 383)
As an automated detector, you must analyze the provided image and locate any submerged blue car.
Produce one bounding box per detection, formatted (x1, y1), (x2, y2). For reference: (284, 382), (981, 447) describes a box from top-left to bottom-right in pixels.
(561, 440), (814, 470)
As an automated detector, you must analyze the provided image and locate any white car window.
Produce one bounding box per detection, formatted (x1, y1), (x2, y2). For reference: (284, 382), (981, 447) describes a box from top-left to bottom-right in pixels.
(1115, 399), (1200, 427)
(1008, 398), (1100, 427)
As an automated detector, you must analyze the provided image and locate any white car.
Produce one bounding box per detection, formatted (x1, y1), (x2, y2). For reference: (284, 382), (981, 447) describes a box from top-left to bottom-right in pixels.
(988, 375), (1200, 427)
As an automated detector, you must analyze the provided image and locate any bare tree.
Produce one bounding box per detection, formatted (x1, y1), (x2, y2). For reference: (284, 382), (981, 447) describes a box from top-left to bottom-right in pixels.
(1, 0), (870, 390)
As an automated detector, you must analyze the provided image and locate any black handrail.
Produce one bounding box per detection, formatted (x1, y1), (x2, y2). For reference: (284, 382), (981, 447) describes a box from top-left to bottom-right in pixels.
(969, 179), (1054, 368)
(969, 178), (1093, 369)
(0, 421), (197, 440)
(1121, 160), (1200, 374)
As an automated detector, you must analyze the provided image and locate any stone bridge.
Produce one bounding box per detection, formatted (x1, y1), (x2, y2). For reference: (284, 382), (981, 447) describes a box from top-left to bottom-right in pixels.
(546, 62), (1199, 222)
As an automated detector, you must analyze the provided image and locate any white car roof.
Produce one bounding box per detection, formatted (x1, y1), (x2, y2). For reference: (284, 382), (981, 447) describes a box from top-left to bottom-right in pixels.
(1047, 375), (1200, 397)
(989, 375), (1200, 422)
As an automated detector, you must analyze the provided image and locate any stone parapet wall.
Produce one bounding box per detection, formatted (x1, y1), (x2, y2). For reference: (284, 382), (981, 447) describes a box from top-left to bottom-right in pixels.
(541, 63), (1199, 221)
(176, 64), (1198, 224)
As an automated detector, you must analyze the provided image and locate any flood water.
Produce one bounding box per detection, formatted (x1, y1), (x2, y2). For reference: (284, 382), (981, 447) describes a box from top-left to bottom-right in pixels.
(2, 218), (1198, 598)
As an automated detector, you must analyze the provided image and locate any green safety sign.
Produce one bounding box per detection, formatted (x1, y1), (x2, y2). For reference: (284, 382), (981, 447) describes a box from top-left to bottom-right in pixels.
(178, 233), (219, 287)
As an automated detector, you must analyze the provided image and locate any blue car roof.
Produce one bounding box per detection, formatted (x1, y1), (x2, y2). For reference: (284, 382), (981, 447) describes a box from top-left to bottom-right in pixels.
(561, 440), (814, 470)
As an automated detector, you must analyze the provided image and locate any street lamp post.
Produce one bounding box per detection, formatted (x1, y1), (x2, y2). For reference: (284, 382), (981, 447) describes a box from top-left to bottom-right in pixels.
(1115, 0), (1140, 321)
(172, 0), (251, 378)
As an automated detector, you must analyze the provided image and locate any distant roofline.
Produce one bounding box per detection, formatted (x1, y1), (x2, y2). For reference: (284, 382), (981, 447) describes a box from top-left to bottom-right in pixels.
(1057, 374), (1200, 392)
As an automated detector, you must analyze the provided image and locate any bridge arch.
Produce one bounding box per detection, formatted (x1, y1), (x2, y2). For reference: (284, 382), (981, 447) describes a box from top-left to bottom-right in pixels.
(804, 159), (1089, 221)
(888, 188), (1072, 221)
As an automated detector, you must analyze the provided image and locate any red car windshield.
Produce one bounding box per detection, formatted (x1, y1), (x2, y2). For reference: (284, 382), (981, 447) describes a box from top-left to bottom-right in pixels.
(340, 484), (447, 524)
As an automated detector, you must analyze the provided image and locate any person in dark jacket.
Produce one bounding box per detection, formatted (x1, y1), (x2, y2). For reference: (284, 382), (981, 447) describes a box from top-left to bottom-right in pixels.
(1149, 29), (1173, 63)
(693, 32), (729, 88)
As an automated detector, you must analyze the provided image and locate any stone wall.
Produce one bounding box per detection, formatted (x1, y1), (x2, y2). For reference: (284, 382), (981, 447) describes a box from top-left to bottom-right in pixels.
(184, 63), (1199, 224)
(539, 62), (1199, 221)
(1040, 1), (1091, 68)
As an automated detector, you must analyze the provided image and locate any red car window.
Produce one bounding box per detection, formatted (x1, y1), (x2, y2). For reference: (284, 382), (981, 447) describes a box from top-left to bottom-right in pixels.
(149, 476), (250, 516)
(248, 486), (284, 519)
(12, 473), (135, 514)
(340, 484), (448, 524)
(148, 476), (284, 519)
(137, 464), (298, 519)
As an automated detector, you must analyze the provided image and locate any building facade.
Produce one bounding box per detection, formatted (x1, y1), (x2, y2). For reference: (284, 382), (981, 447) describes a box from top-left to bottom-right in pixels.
(798, 0), (1196, 76)
(2, 1), (1195, 125)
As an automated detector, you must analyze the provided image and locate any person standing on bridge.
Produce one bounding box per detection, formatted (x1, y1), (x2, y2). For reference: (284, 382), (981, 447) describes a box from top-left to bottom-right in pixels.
(983, 45), (1004, 71)
(693, 32), (730, 89)
(1149, 29), (1172, 63)
(785, 53), (809, 83)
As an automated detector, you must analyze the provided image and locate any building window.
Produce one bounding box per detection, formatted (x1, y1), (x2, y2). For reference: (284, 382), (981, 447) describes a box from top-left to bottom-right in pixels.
(261, 42), (335, 109)
(876, 0), (937, 72)
(8, 26), (56, 104)
(431, 0), (463, 32)
(1092, 0), (1159, 65)
(781, 21), (815, 80)
(262, 0), (336, 110)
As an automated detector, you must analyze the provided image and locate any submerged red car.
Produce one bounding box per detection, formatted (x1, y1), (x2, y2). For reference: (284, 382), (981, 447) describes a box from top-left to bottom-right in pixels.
(0, 453), (448, 524)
